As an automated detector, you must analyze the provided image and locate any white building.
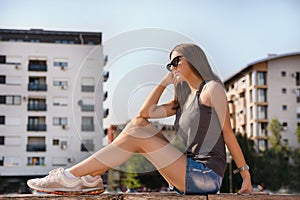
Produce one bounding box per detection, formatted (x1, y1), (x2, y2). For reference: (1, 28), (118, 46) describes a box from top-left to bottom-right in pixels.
(0, 28), (107, 193)
(224, 53), (300, 151)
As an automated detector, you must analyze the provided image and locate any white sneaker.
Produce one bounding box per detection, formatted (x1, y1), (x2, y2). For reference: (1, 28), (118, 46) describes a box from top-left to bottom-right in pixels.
(27, 168), (82, 195)
(81, 175), (104, 194)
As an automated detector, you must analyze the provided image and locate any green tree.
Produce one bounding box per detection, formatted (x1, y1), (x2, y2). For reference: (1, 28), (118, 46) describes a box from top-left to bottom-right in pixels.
(268, 118), (283, 152)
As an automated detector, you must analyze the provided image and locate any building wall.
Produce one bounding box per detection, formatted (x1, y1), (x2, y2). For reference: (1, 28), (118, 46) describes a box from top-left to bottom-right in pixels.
(267, 55), (300, 148)
(0, 31), (105, 176)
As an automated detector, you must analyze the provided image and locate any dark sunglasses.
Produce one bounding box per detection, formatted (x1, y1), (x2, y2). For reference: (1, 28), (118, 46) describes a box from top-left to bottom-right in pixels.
(166, 56), (181, 71)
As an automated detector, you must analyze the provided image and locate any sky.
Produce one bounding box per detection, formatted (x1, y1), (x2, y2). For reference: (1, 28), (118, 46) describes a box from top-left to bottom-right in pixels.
(1, 0), (300, 127)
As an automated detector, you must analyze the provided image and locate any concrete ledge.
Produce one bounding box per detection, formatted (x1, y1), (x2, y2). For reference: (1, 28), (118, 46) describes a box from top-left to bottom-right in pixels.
(0, 193), (299, 200)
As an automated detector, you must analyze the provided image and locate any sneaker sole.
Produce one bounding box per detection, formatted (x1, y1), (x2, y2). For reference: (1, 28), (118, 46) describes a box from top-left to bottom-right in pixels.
(30, 188), (105, 195)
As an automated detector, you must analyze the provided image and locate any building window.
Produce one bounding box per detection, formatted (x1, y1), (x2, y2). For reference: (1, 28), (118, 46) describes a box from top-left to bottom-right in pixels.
(81, 117), (94, 131)
(281, 71), (286, 77)
(53, 139), (59, 146)
(81, 77), (95, 92)
(258, 106), (267, 119)
(0, 75), (5, 84)
(27, 157), (45, 166)
(257, 72), (267, 85)
(0, 116), (5, 124)
(0, 136), (4, 145)
(257, 89), (267, 102)
(53, 117), (68, 126)
(296, 72), (300, 86)
(282, 122), (288, 131)
(28, 60), (47, 71)
(81, 140), (95, 152)
(297, 113), (300, 120)
(282, 105), (287, 111)
(0, 95), (21, 105)
(0, 55), (6, 64)
(53, 61), (68, 68)
(296, 89), (300, 103)
(282, 88), (287, 94)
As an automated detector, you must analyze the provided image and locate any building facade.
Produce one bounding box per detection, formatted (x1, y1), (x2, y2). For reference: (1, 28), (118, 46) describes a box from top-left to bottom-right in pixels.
(0, 29), (107, 193)
(224, 53), (300, 151)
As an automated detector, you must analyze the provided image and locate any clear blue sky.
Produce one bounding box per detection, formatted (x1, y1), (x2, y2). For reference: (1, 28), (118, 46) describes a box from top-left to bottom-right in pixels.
(1, 0), (300, 126)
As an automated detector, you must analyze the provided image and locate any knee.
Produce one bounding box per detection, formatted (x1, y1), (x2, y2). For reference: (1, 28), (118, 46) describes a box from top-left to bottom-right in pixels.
(132, 116), (150, 127)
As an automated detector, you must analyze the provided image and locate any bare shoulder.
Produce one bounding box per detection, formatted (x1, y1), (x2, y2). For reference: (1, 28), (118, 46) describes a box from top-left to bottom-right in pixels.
(200, 80), (226, 107)
(202, 80), (225, 94)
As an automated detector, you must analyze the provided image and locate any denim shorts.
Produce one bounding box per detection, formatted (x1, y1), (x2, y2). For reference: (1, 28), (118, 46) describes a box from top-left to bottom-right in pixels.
(172, 158), (223, 195)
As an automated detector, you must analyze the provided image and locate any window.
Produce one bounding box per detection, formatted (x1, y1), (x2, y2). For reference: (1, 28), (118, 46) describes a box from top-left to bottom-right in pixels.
(257, 89), (267, 102)
(0, 116), (5, 124)
(0, 95), (21, 105)
(53, 61), (68, 68)
(297, 113), (300, 120)
(27, 157), (45, 166)
(257, 72), (267, 85)
(81, 139), (95, 152)
(53, 117), (68, 125)
(282, 122), (288, 131)
(282, 88), (287, 94)
(281, 71), (286, 77)
(296, 89), (300, 103)
(0, 55), (6, 64)
(0, 136), (4, 145)
(81, 77), (95, 92)
(258, 106), (267, 119)
(296, 72), (300, 86)
(53, 139), (59, 146)
(81, 117), (94, 131)
(0, 75), (5, 84)
(282, 105), (287, 111)
(28, 59), (47, 71)
(53, 80), (68, 87)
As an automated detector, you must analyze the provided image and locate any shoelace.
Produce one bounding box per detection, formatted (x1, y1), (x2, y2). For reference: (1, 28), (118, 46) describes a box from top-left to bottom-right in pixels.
(44, 168), (64, 182)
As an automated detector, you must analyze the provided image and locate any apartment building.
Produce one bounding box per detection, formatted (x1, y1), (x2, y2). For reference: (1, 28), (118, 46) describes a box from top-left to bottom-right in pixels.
(0, 29), (108, 193)
(224, 52), (300, 151)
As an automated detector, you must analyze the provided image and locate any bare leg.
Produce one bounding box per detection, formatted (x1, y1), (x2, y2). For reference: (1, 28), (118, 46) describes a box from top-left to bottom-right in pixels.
(69, 117), (187, 192)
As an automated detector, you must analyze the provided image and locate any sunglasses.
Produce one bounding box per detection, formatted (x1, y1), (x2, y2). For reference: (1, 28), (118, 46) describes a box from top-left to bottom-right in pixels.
(166, 56), (181, 71)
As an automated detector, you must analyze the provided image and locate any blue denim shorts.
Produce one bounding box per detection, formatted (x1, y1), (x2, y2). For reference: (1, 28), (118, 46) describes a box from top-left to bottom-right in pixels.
(172, 158), (223, 195)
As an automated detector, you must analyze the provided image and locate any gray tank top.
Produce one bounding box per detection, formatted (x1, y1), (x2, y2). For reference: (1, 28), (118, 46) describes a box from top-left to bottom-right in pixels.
(174, 81), (226, 177)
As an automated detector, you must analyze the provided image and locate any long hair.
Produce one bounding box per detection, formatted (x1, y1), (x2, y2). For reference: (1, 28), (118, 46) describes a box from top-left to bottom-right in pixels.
(170, 43), (223, 109)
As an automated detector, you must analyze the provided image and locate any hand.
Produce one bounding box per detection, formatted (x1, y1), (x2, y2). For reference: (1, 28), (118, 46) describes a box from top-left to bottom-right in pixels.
(173, 71), (185, 86)
(160, 72), (174, 87)
(238, 175), (253, 194)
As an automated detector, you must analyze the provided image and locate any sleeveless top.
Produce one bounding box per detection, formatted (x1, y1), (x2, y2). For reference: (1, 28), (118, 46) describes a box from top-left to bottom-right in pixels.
(174, 81), (226, 177)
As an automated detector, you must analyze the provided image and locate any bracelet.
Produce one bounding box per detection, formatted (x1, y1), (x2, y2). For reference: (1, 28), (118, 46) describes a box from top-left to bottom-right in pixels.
(233, 165), (249, 174)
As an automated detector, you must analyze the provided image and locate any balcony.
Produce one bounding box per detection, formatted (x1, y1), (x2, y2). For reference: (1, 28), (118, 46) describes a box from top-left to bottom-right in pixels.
(27, 124), (47, 131)
(26, 144), (46, 152)
(27, 104), (47, 111)
(81, 85), (95, 92)
(81, 124), (95, 131)
(28, 64), (47, 72)
(81, 104), (94, 112)
(28, 83), (47, 91)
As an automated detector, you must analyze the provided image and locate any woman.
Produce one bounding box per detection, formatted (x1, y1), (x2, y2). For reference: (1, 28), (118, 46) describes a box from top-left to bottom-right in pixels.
(27, 43), (253, 195)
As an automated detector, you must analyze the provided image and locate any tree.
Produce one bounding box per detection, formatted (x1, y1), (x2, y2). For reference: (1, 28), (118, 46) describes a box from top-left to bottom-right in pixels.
(268, 118), (283, 152)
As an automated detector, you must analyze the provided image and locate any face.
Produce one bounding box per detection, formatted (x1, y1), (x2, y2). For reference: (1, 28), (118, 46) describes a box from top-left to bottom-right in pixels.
(168, 51), (193, 83)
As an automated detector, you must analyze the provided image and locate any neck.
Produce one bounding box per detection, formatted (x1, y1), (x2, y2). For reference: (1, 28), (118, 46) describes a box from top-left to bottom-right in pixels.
(187, 75), (204, 93)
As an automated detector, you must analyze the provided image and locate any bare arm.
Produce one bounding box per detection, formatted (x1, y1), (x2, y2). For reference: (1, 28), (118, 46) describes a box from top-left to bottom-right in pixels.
(138, 73), (177, 119)
(201, 81), (253, 194)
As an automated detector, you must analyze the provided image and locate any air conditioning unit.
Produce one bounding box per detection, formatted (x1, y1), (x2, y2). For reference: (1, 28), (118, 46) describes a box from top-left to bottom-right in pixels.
(62, 125), (67, 129)
(15, 65), (20, 70)
(61, 85), (67, 90)
(61, 141), (67, 149)
(61, 66), (65, 70)
(291, 73), (296, 78)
